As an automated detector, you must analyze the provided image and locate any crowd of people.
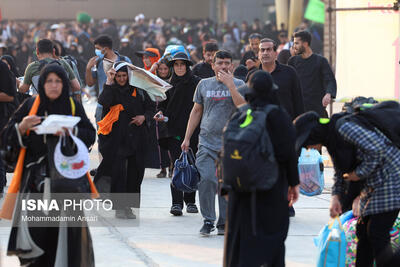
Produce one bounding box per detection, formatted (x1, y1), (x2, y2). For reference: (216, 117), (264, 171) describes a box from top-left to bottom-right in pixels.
(0, 12), (398, 267)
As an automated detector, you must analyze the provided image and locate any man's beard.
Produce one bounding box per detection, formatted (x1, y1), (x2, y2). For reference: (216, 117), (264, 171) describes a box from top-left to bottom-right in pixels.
(296, 46), (305, 55)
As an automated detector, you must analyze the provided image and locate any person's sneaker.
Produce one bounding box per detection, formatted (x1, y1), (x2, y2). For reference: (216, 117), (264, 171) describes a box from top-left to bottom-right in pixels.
(124, 207), (136, 219)
(217, 225), (225, 235)
(186, 203), (198, 213)
(115, 209), (126, 219)
(200, 221), (215, 236)
(170, 205), (183, 216)
(289, 206), (295, 217)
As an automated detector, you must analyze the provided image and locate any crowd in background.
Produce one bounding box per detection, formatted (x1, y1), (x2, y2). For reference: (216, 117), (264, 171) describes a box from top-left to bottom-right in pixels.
(0, 14), (324, 86)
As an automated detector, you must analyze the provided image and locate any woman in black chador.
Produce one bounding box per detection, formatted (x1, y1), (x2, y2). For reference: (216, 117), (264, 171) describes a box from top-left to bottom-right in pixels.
(154, 52), (201, 216)
(95, 61), (155, 219)
(224, 71), (300, 267)
(1, 64), (96, 266)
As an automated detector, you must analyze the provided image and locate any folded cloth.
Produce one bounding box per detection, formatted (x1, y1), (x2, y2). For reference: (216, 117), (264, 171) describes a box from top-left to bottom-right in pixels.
(97, 104), (124, 135)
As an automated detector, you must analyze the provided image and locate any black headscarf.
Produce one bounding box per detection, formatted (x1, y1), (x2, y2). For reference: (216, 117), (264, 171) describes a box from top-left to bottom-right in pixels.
(246, 70), (280, 107)
(37, 64), (71, 115)
(1, 55), (20, 77)
(170, 63), (193, 87)
(294, 111), (358, 173)
(0, 60), (16, 97)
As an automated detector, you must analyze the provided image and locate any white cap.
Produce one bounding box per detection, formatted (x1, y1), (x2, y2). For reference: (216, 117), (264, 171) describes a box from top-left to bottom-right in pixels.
(121, 38), (129, 43)
(102, 19), (109, 24)
(50, 24), (60, 30)
(0, 43), (6, 48)
(135, 13), (145, 22)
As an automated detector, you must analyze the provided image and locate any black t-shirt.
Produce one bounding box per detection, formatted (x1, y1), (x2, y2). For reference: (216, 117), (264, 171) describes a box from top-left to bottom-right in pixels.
(192, 62), (215, 79)
(288, 54), (337, 116)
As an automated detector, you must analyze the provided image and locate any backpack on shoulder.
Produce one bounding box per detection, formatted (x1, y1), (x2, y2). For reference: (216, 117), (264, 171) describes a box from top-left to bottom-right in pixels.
(222, 104), (279, 192)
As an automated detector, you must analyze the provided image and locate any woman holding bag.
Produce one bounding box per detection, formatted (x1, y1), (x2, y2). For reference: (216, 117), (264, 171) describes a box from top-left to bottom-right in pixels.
(0, 64), (97, 267)
(154, 52), (201, 216)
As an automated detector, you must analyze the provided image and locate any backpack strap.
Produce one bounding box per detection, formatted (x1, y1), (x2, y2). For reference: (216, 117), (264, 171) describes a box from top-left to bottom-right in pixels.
(261, 104), (278, 115)
(69, 97), (76, 116)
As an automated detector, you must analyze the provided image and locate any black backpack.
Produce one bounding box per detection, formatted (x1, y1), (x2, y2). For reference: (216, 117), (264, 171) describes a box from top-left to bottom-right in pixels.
(342, 96), (378, 114)
(222, 104), (278, 192)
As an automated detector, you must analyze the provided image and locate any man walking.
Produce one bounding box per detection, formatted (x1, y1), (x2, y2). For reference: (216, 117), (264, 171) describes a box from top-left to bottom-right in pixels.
(181, 50), (245, 236)
(258, 38), (304, 120)
(288, 30), (337, 117)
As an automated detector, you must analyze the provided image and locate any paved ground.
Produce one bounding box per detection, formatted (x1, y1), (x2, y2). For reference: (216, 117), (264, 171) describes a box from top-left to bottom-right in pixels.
(0, 101), (344, 267)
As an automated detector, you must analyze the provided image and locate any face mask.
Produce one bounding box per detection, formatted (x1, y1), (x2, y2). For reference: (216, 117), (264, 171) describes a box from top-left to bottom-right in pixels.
(95, 49), (104, 59)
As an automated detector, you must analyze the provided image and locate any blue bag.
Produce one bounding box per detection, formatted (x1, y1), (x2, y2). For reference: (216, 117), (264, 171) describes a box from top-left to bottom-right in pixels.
(298, 148), (324, 196)
(314, 217), (347, 267)
(171, 149), (200, 193)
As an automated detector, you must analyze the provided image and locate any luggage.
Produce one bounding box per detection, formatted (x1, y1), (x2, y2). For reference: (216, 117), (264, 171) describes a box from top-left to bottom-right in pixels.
(298, 148), (324, 196)
(171, 149), (199, 193)
(315, 217), (347, 267)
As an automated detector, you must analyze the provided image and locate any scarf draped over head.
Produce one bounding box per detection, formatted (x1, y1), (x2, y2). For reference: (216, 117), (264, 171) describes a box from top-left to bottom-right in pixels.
(143, 48), (160, 71)
(37, 64), (72, 116)
(0, 60), (16, 97)
(1, 55), (20, 77)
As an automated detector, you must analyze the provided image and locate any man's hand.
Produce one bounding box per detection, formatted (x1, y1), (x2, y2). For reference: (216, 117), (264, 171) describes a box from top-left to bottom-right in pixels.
(86, 56), (99, 70)
(153, 111), (164, 122)
(343, 171), (360, 182)
(330, 195), (342, 218)
(322, 93), (332, 107)
(130, 115), (145, 126)
(352, 196), (360, 217)
(217, 70), (235, 88)
(19, 115), (42, 135)
(106, 68), (116, 85)
(181, 139), (190, 152)
(288, 185), (300, 207)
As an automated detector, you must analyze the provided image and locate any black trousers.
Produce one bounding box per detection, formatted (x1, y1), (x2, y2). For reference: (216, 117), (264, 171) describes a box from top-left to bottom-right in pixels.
(356, 209), (400, 267)
(111, 154), (145, 209)
(167, 137), (196, 206)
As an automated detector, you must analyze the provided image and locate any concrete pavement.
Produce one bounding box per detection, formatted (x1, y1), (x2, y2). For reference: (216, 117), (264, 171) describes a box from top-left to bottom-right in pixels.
(0, 101), (341, 267)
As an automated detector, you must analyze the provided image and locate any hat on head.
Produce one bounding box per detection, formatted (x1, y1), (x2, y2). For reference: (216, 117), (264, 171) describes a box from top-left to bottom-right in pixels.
(76, 12), (92, 24)
(121, 38), (129, 43)
(113, 61), (130, 72)
(135, 50), (158, 58)
(167, 52), (193, 67)
(50, 24), (60, 30)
